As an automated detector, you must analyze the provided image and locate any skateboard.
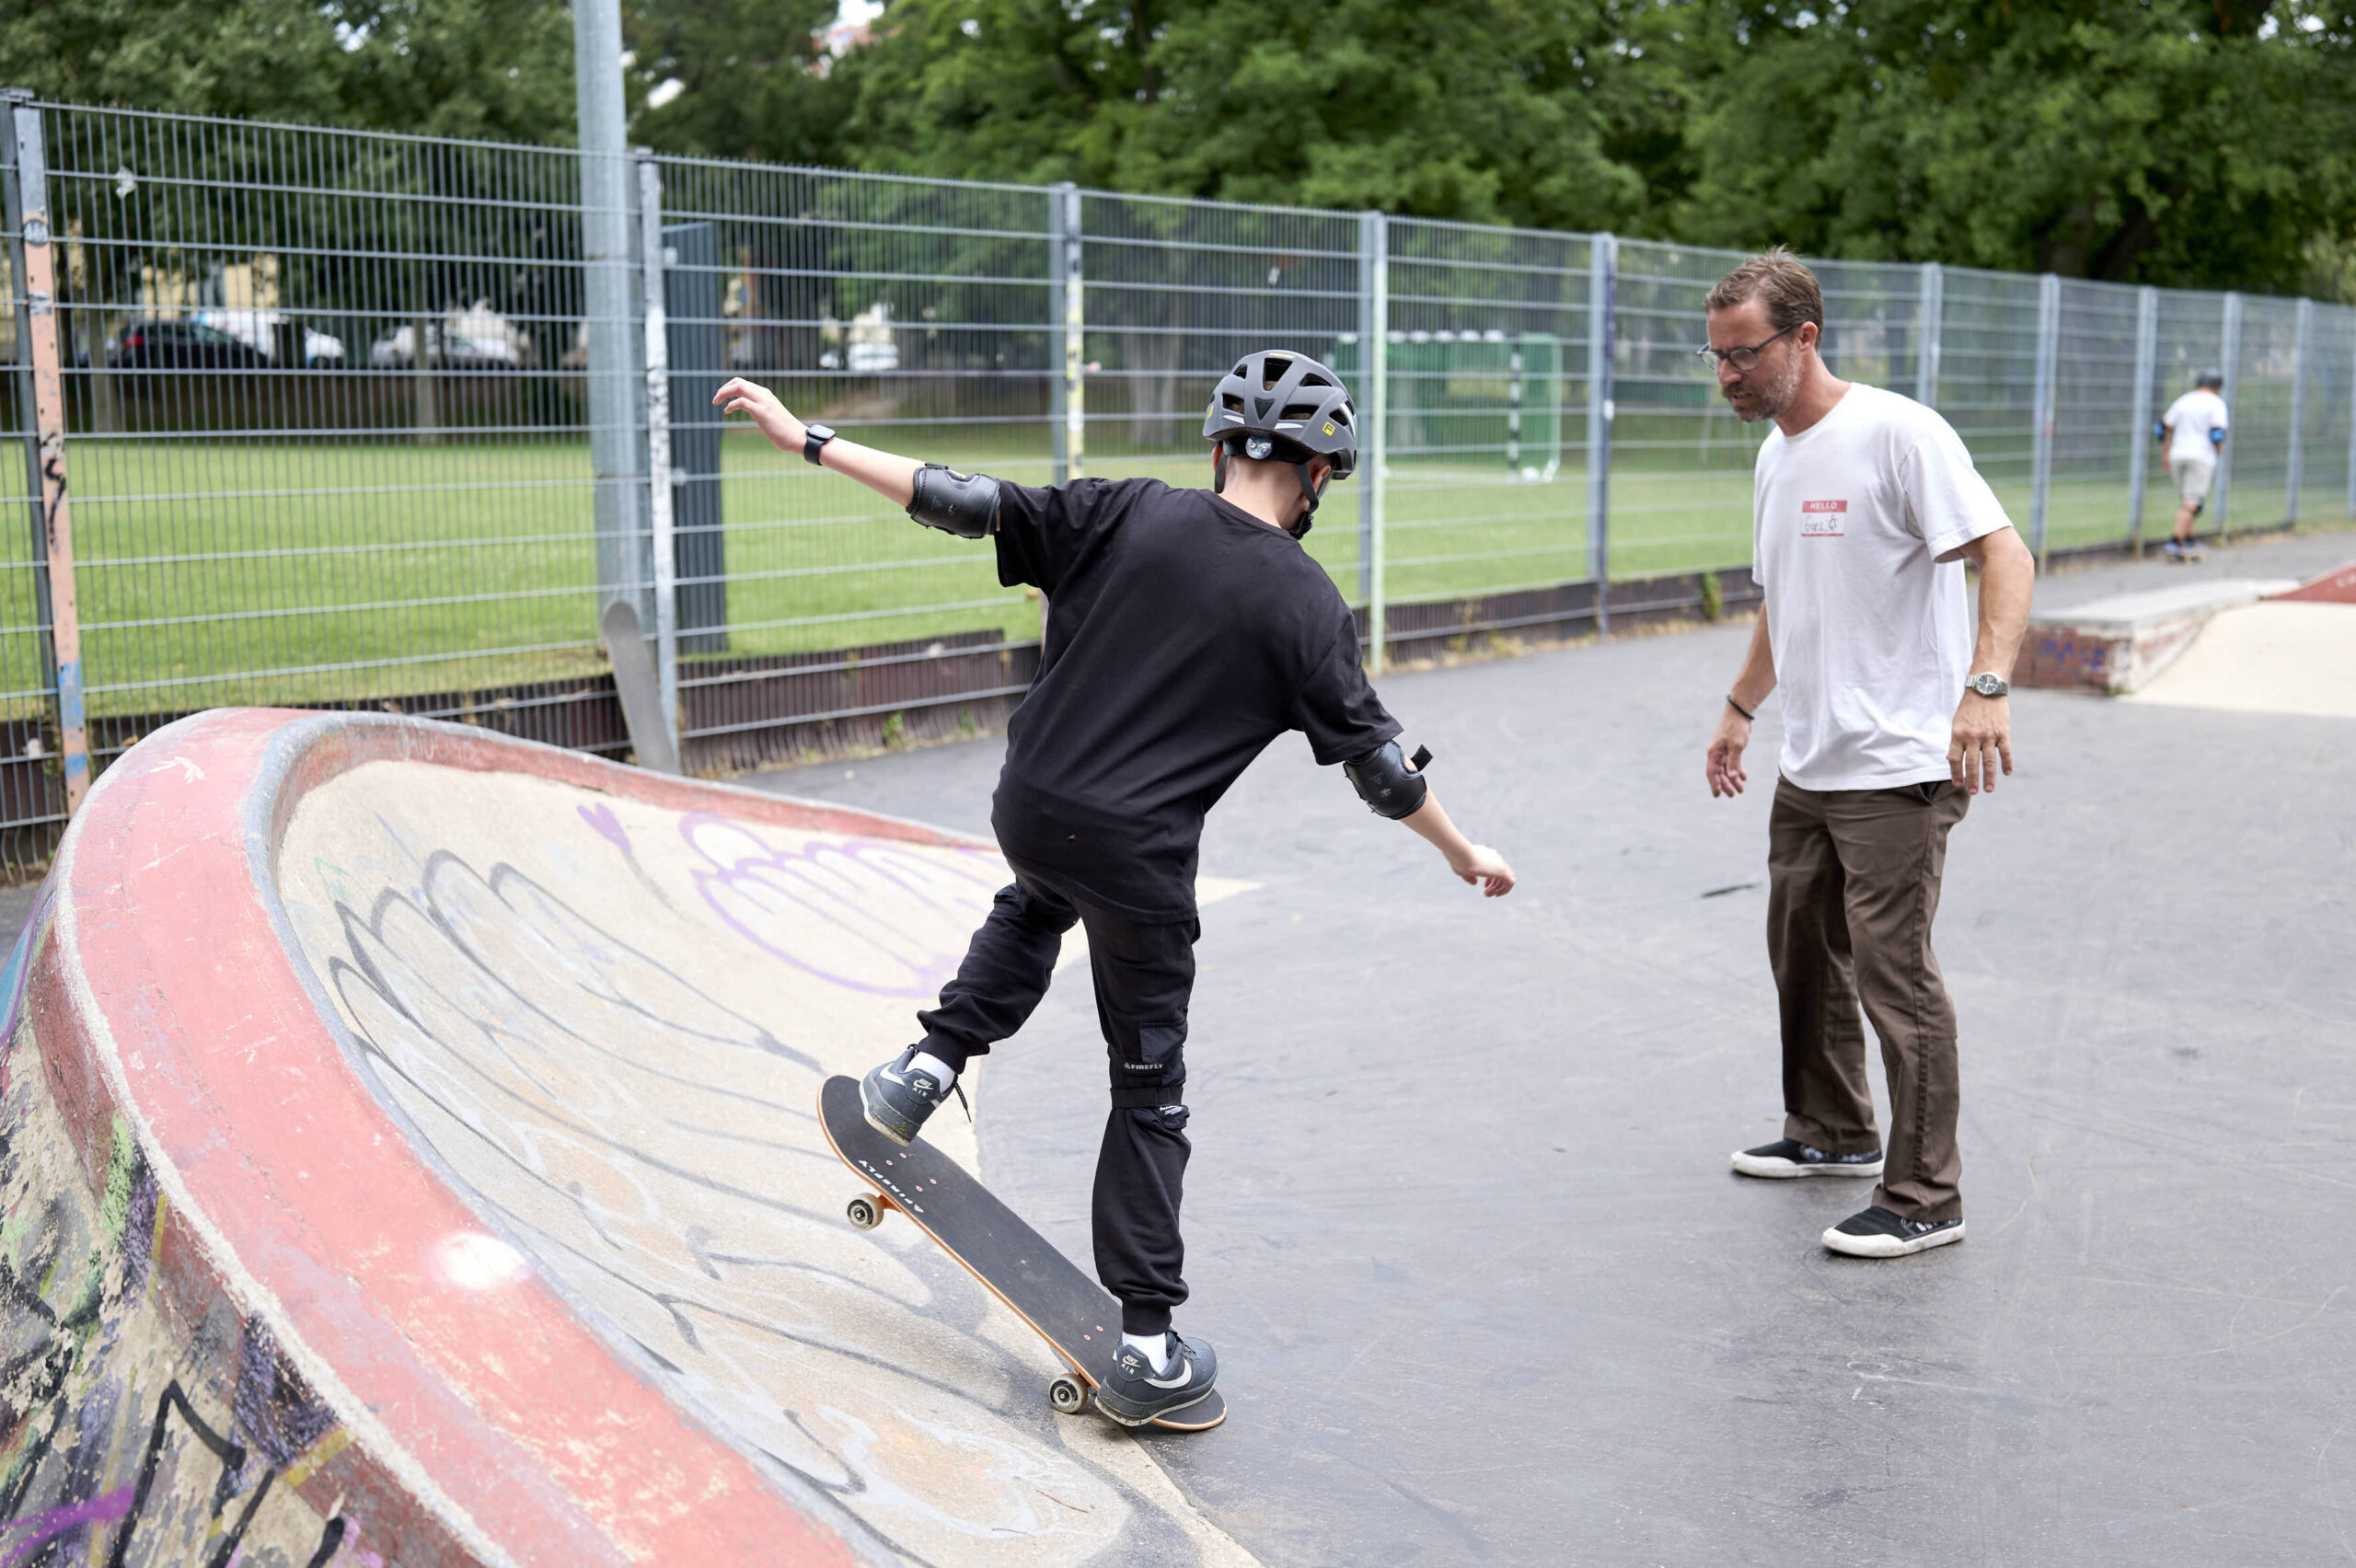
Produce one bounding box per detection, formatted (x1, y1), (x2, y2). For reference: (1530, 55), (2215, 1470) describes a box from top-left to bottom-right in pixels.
(600, 599), (679, 774)
(816, 1075), (1226, 1432)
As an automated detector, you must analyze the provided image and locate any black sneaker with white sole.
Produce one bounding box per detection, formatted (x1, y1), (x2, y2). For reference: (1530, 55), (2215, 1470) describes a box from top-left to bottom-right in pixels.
(1730, 1138), (1884, 1179)
(860, 1047), (965, 1146)
(1093, 1333), (1218, 1427)
(1822, 1205), (1965, 1258)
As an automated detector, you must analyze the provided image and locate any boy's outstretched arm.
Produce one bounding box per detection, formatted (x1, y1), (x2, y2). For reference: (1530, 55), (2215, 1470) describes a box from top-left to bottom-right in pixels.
(1342, 741), (1513, 895)
(716, 376), (954, 518)
(1401, 791), (1515, 896)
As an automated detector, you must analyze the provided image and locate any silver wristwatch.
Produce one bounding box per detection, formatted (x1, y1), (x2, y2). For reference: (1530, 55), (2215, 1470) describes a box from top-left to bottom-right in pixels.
(1967, 673), (2010, 698)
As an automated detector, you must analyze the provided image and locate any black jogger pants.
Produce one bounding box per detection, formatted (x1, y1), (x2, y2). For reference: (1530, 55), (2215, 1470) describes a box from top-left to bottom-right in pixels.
(914, 870), (1199, 1336)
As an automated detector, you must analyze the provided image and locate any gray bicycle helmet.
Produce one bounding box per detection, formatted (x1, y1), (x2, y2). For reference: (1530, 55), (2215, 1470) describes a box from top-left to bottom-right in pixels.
(1203, 350), (1358, 536)
(2196, 367), (2224, 388)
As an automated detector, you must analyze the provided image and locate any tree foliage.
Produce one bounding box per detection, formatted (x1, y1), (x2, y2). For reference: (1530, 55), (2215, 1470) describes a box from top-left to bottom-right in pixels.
(0, 0), (572, 144)
(1670, 0), (2356, 292)
(2, 0), (2351, 294)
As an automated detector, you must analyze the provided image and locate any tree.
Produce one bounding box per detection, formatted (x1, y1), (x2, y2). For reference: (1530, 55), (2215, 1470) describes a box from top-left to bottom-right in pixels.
(624, 0), (854, 166)
(834, 0), (1662, 231)
(0, 0), (575, 143)
(1669, 0), (2356, 291)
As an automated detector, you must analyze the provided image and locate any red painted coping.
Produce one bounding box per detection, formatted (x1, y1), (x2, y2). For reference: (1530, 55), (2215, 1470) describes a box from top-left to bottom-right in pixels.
(29, 709), (981, 1566)
(2271, 562), (2356, 605)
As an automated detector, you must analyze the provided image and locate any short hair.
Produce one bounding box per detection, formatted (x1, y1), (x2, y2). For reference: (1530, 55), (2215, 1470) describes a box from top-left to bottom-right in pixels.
(1705, 247), (1824, 334)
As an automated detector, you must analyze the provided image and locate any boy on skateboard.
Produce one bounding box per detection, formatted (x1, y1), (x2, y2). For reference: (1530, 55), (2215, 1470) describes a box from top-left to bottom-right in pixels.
(717, 352), (1516, 1424)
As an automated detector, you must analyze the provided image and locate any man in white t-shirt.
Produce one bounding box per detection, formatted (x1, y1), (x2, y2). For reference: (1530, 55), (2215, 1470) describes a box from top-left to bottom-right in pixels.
(1699, 248), (2036, 1260)
(2158, 369), (2229, 559)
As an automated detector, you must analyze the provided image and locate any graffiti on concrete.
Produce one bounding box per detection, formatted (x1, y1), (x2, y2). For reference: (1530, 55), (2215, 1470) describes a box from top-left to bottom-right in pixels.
(277, 771), (1236, 1568)
(684, 813), (1007, 997)
(2, 909), (361, 1567)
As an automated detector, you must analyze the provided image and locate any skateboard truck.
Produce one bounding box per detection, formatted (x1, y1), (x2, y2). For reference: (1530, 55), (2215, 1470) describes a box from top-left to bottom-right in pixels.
(842, 1185), (1096, 1413)
(817, 1077), (1224, 1431)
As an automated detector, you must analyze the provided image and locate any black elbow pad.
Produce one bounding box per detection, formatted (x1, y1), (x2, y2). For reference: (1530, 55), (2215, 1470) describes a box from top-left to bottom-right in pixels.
(1344, 741), (1432, 819)
(907, 463), (1000, 538)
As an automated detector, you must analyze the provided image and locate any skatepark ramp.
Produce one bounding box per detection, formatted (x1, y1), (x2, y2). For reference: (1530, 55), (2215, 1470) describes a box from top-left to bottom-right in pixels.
(2020, 562), (2356, 713)
(0, 710), (1253, 1567)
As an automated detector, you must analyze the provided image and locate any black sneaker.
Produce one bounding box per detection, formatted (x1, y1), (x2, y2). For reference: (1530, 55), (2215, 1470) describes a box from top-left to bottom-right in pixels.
(1822, 1205), (1965, 1258)
(1094, 1333), (1218, 1427)
(1729, 1138), (1884, 1180)
(860, 1048), (964, 1146)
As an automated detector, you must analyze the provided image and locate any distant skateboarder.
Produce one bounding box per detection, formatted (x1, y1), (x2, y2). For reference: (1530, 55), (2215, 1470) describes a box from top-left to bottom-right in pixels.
(1697, 248), (2035, 1260)
(2158, 368), (2229, 559)
(715, 354), (1515, 1423)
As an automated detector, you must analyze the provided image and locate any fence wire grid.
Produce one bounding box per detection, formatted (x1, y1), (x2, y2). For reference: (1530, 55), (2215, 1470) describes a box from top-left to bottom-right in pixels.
(4, 91), (2353, 871)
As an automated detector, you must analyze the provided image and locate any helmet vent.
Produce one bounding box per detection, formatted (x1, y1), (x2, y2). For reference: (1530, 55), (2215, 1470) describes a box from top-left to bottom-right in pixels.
(1280, 402), (1321, 421)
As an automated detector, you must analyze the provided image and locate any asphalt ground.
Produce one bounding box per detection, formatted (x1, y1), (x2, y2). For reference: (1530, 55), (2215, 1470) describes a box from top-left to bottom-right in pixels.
(747, 525), (2356, 1567)
(5, 528), (2344, 1565)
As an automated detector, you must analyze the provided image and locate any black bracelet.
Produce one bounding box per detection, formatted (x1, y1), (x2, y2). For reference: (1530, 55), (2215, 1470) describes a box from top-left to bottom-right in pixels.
(1726, 694), (1756, 722)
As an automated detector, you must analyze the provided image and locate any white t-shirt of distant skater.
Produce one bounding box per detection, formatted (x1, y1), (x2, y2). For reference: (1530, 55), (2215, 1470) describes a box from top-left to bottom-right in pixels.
(2162, 388), (2229, 467)
(1750, 383), (2015, 792)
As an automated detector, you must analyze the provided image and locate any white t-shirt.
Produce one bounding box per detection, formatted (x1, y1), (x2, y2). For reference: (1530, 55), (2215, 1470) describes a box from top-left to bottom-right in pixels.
(1750, 383), (2015, 791)
(2162, 389), (2228, 467)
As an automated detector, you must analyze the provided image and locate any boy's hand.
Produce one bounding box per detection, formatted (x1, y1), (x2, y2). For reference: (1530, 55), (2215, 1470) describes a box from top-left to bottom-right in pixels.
(1449, 845), (1515, 897)
(714, 377), (805, 454)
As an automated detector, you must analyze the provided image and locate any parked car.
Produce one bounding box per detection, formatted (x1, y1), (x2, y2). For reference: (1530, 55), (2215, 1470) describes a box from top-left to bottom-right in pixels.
(369, 302), (535, 371)
(192, 308), (348, 368)
(109, 319), (270, 370)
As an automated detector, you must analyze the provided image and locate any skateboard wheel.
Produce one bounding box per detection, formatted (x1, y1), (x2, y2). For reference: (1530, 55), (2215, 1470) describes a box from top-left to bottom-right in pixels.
(1047, 1376), (1087, 1415)
(845, 1195), (884, 1231)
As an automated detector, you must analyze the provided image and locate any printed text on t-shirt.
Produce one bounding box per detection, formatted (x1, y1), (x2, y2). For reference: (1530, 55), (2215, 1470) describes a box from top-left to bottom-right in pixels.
(1801, 499), (1847, 537)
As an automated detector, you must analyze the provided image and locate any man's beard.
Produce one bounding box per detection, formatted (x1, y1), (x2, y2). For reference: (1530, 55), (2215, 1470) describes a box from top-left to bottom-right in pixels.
(1724, 352), (1802, 424)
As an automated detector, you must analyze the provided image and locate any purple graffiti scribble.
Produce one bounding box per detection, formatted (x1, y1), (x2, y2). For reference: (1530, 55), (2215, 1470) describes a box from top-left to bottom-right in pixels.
(0, 1487), (135, 1568)
(577, 801), (630, 854)
(681, 812), (1001, 997)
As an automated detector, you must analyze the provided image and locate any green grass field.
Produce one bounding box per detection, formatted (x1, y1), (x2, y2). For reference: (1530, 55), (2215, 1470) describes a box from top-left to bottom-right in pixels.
(13, 425), (2345, 721)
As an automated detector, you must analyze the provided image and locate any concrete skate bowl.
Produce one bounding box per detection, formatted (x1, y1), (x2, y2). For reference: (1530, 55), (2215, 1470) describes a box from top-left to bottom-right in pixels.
(0, 709), (1251, 1568)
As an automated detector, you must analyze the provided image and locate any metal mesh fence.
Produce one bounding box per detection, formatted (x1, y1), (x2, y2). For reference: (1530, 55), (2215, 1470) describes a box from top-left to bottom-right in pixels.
(4, 92), (2353, 871)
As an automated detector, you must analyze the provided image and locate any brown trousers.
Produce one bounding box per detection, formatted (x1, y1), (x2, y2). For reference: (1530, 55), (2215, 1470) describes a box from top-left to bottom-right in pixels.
(1767, 777), (1969, 1222)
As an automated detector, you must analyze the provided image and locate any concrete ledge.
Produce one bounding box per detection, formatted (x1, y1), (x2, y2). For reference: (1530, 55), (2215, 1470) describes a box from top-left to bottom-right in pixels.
(2019, 579), (2300, 694)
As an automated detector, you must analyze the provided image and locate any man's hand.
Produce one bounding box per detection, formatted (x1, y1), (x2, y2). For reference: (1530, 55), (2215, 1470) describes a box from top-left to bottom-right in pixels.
(1449, 845), (1516, 897)
(1706, 708), (1751, 798)
(714, 377), (805, 454)
(1948, 691), (2013, 793)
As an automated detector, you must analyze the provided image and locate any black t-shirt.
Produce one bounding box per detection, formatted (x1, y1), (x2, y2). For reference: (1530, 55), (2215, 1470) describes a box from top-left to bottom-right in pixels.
(989, 477), (1400, 920)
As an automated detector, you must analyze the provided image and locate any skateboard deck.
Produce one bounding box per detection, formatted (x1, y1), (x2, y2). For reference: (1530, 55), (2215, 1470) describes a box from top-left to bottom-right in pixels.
(601, 599), (679, 774)
(816, 1075), (1226, 1432)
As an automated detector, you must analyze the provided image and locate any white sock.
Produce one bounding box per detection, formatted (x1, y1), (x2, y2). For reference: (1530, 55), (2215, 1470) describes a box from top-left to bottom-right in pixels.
(1122, 1332), (1173, 1374)
(907, 1050), (957, 1090)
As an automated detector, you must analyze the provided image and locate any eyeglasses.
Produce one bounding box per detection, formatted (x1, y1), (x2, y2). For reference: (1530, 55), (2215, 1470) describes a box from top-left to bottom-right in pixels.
(1695, 322), (1801, 373)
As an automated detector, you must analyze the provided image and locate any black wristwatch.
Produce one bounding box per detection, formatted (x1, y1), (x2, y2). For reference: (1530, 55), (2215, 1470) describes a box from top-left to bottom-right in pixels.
(803, 422), (837, 467)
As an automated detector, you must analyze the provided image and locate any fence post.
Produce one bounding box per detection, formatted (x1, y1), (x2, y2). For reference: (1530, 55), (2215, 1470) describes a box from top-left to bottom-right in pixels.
(8, 100), (88, 813)
(2027, 272), (2060, 562)
(637, 153), (679, 742)
(2284, 296), (2313, 527)
(575, 0), (644, 614)
(1365, 213), (1389, 670)
(1586, 233), (1616, 635)
(1914, 261), (1943, 408)
(1049, 182), (1083, 485)
(2348, 309), (2356, 520)
(1357, 210), (1380, 612)
(2215, 291), (2242, 537)
(2126, 285), (2158, 556)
